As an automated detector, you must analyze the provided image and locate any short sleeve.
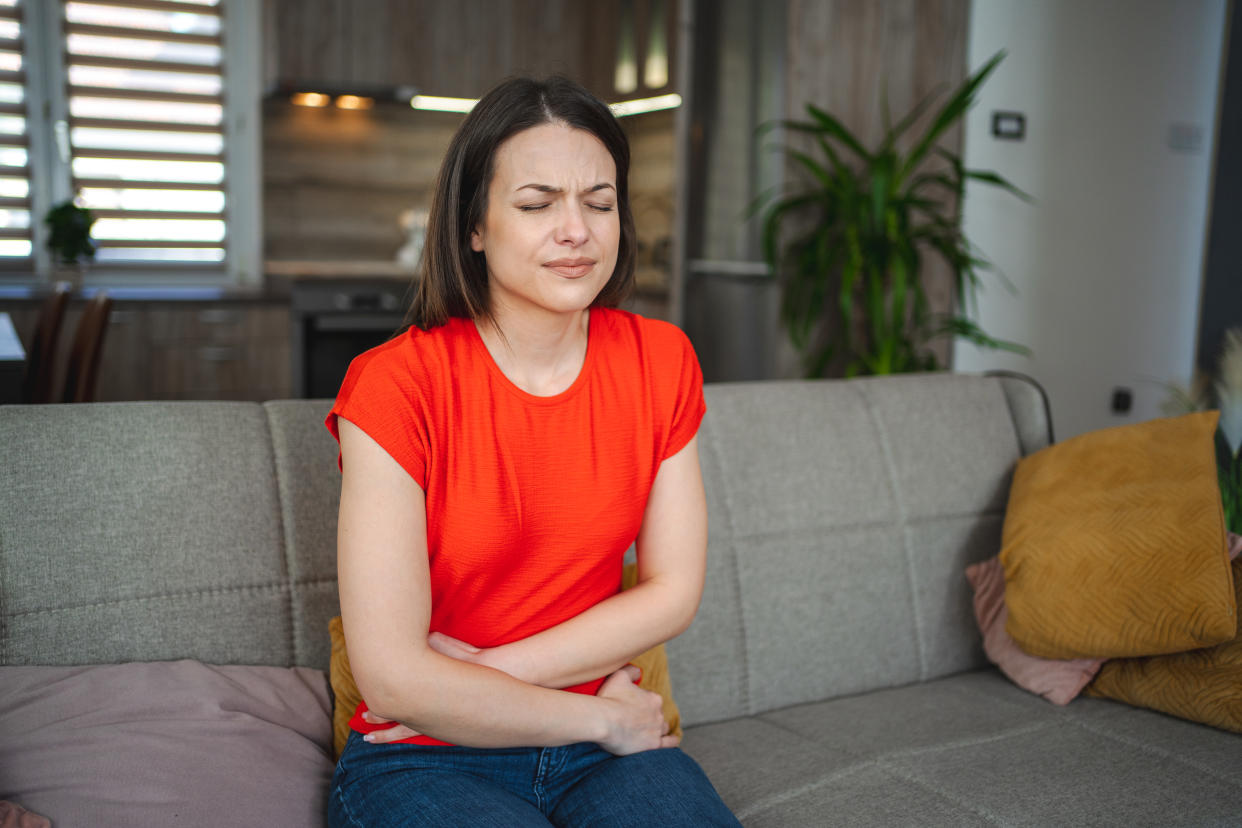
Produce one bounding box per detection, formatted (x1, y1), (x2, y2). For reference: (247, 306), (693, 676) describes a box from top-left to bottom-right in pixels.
(324, 342), (429, 489)
(661, 324), (706, 460)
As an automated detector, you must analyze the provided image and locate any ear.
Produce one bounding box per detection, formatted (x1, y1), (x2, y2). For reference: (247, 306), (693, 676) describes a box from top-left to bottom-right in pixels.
(470, 227), (485, 253)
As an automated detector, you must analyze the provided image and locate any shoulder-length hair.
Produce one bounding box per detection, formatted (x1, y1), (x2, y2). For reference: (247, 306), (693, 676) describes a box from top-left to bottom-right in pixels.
(401, 75), (637, 332)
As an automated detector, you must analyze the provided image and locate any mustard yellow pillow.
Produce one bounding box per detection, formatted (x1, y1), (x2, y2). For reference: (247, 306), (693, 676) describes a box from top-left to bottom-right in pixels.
(328, 615), (363, 760)
(1086, 555), (1242, 733)
(328, 563), (683, 759)
(620, 563), (683, 741)
(1001, 411), (1236, 660)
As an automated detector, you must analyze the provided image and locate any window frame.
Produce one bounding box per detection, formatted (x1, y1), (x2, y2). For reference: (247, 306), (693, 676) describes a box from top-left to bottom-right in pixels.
(17, 0), (261, 288)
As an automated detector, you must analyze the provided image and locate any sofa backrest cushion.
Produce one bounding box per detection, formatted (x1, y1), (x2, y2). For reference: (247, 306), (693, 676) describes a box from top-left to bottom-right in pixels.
(670, 374), (1038, 725)
(0, 374), (1049, 727)
(1, 402), (297, 667)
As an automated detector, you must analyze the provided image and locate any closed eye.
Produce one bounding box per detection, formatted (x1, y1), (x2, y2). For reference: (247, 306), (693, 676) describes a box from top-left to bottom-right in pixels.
(588, 204), (615, 213)
(518, 204), (549, 212)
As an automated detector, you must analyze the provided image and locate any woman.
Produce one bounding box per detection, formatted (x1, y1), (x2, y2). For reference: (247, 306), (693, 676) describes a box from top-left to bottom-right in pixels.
(326, 75), (740, 827)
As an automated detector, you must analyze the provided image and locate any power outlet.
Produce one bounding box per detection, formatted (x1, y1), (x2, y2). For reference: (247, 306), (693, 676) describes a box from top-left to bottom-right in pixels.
(1111, 387), (1133, 415)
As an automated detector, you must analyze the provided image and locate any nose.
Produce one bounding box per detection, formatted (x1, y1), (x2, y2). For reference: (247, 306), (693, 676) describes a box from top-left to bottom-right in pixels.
(556, 203), (589, 247)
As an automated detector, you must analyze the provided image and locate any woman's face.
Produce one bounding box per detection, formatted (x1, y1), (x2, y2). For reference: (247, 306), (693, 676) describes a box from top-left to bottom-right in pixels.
(470, 123), (620, 321)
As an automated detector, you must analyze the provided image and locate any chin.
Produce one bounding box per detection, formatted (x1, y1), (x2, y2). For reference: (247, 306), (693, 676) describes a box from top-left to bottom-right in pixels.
(542, 278), (609, 312)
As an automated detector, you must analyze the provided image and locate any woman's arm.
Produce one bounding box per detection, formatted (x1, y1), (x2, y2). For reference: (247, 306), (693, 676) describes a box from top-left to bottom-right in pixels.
(336, 417), (675, 753)
(445, 436), (709, 689)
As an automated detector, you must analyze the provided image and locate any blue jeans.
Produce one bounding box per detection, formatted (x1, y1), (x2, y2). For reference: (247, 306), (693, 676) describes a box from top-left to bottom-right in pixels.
(328, 731), (741, 827)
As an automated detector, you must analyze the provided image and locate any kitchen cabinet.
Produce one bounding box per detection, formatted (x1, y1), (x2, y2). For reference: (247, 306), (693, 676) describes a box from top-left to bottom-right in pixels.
(264, 0), (677, 102)
(1, 301), (293, 403)
(100, 304), (292, 402)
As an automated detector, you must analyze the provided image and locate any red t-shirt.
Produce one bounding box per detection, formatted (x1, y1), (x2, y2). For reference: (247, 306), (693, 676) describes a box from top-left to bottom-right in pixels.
(326, 308), (705, 745)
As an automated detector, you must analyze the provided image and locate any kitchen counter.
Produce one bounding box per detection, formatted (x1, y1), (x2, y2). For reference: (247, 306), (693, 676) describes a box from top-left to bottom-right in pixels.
(0, 263), (415, 306)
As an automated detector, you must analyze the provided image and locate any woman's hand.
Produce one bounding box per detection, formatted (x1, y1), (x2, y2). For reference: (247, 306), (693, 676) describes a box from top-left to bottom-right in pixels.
(360, 709), (421, 743)
(596, 665), (679, 755)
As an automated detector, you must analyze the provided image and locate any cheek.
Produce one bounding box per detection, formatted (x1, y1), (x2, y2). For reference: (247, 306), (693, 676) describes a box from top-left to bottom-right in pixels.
(596, 214), (622, 248)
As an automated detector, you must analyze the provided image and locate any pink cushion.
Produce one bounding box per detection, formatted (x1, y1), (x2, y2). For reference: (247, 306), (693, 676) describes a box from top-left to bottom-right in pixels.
(0, 660), (334, 828)
(966, 556), (1105, 704)
(967, 532), (1242, 705)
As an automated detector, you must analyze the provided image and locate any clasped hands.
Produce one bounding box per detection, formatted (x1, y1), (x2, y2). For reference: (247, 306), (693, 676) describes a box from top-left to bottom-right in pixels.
(360, 631), (676, 754)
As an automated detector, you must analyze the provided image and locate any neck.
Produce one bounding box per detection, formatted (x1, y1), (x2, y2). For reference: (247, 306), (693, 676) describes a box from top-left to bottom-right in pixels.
(475, 307), (591, 396)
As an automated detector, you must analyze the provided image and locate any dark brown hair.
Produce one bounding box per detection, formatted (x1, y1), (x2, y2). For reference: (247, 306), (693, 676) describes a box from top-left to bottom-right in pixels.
(401, 76), (636, 332)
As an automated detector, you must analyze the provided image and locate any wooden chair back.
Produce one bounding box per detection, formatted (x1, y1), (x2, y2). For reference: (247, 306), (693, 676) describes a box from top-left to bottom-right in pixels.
(21, 282), (72, 404)
(61, 291), (113, 403)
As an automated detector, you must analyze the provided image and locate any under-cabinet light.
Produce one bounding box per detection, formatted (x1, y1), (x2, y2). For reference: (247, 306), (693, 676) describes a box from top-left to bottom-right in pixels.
(410, 95), (478, 113)
(405, 92), (681, 118)
(336, 95), (374, 110)
(609, 93), (682, 117)
(291, 92), (330, 107)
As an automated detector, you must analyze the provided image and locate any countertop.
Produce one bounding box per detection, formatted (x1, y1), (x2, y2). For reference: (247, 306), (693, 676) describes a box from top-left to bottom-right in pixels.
(0, 261), (417, 304)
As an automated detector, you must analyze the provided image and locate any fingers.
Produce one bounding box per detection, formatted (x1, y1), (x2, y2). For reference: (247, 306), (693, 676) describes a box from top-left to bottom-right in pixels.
(363, 725), (420, 744)
(428, 631), (481, 653)
(360, 711), (420, 743)
(613, 664), (642, 683)
(659, 734), (681, 749)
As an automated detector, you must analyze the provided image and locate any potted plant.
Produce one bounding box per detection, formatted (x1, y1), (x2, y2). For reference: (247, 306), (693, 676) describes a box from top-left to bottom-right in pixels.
(1165, 329), (1242, 534)
(758, 50), (1029, 377)
(44, 198), (96, 285)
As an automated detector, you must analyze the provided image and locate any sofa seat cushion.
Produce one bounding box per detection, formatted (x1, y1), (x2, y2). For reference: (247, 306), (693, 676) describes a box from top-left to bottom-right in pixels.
(681, 670), (1242, 826)
(0, 661), (335, 828)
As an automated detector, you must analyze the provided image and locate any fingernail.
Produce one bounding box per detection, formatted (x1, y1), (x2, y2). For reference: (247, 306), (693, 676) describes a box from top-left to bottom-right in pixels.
(363, 734), (375, 743)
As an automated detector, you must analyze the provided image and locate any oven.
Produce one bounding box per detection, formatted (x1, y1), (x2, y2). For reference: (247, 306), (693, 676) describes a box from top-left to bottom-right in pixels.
(290, 279), (410, 399)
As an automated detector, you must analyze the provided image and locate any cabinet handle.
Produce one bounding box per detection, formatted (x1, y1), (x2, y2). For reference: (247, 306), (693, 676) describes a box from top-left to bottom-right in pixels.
(197, 309), (243, 325)
(197, 345), (241, 362)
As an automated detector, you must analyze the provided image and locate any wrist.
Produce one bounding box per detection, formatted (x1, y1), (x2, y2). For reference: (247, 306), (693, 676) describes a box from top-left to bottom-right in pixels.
(589, 695), (617, 745)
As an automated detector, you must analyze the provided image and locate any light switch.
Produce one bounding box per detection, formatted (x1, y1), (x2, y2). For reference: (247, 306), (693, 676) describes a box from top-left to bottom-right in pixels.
(992, 111), (1026, 141)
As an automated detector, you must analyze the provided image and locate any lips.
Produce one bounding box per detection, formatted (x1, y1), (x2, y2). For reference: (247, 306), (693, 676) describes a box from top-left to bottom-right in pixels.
(544, 257), (596, 279)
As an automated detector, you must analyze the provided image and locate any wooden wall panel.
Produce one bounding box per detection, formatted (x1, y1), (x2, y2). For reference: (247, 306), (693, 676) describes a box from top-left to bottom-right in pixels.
(262, 102), (462, 261)
(784, 0), (969, 370)
(263, 0), (674, 101)
(786, 0), (968, 150)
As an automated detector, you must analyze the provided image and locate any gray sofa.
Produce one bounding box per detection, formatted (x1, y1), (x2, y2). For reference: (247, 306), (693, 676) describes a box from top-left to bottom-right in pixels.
(2, 372), (1240, 826)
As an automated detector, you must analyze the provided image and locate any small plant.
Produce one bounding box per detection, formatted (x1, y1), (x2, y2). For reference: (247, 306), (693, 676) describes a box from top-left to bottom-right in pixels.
(1164, 328), (1242, 534)
(44, 199), (96, 266)
(757, 50), (1029, 377)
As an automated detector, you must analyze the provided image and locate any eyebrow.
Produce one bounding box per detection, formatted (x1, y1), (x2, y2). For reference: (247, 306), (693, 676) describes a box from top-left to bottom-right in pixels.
(515, 183), (616, 195)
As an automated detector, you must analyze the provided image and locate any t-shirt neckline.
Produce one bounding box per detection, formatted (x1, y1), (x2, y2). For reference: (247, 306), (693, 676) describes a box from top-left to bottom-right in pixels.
(466, 309), (599, 406)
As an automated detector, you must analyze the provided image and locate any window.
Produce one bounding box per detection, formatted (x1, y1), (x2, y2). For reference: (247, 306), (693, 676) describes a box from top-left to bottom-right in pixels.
(0, 0), (33, 269)
(12, 0), (260, 284)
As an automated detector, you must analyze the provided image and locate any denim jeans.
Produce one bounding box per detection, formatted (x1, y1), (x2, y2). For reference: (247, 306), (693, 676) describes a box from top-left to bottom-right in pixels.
(328, 731), (741, 827)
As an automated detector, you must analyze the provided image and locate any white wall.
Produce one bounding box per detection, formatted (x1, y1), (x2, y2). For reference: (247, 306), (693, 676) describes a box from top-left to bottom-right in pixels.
(953, 0), (1228, 440)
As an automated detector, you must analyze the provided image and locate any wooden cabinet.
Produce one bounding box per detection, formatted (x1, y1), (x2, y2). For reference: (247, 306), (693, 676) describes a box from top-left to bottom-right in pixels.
(264, 0), (678, 102)
(96, 304), (292, 402)
(0, 300), (293, 403)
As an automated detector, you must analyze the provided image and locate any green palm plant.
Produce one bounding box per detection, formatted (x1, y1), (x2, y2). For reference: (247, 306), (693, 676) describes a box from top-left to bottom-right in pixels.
(759, 50), (1030, 377)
